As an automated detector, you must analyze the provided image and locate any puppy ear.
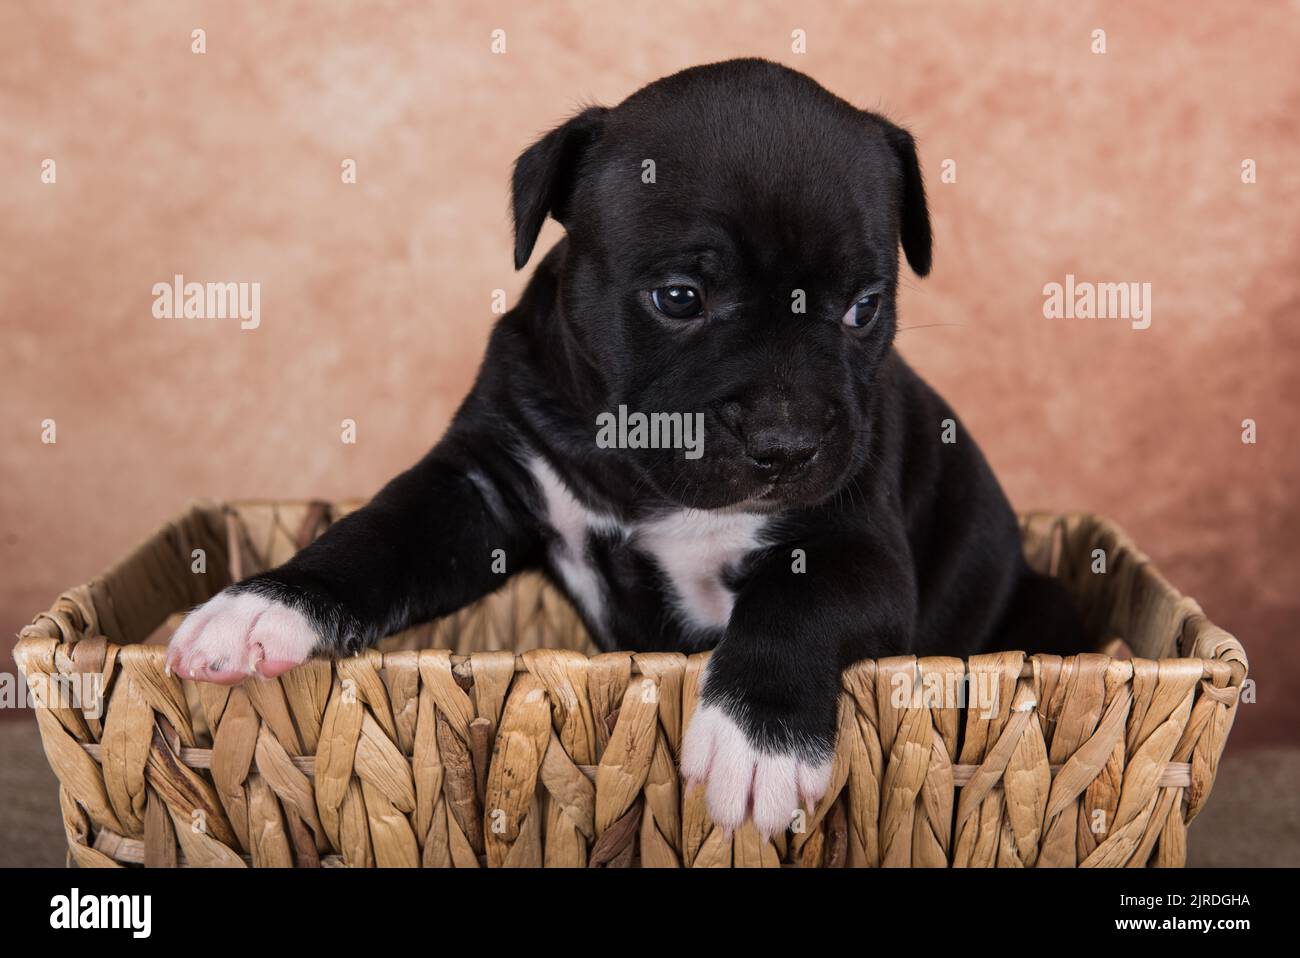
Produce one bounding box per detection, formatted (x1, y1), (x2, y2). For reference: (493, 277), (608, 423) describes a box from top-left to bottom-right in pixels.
(511, 106), (608, 270)
(881, 122), (932, 277)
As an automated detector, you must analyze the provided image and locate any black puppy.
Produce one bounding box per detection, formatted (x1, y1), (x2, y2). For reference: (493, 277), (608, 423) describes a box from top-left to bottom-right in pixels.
(167, 59), (1082, 836)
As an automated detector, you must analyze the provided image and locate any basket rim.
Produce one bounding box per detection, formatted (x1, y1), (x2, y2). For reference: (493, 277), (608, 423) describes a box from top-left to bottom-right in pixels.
(14, 498), (1249, 688)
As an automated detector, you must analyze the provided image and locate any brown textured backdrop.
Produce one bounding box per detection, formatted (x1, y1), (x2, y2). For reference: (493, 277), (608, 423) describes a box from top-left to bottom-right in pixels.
(1, 1), (1296, 748)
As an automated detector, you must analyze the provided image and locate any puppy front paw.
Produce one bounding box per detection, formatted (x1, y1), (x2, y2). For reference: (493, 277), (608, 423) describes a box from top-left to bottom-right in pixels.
(165, 589), (321, 684)
(681, 699), (833, 839)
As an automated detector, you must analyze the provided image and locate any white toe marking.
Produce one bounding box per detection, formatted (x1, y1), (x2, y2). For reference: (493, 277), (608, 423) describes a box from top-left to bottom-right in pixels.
(246, 599), (319, 661)
(698, 705), (758, 830)
(168, 591), (318, 675)
(797, 758), (833, 808)
(752, 752), (800, 837)
(682, 699), (832, 837)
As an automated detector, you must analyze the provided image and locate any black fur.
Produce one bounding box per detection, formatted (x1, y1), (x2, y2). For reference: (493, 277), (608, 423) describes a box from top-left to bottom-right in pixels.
(228, 58), (1084, 763)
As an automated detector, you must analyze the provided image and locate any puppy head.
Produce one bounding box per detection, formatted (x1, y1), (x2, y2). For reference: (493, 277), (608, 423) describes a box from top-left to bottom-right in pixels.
(511, 58), (931, 511)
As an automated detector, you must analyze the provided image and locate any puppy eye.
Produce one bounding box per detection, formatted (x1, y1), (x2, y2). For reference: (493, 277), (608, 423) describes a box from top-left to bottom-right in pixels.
(650, 286), (704, 320)
(843, 293), (881, 330)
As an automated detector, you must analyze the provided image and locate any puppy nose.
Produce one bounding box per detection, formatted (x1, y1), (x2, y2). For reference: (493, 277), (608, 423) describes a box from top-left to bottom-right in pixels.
(745, 428), (820, 480)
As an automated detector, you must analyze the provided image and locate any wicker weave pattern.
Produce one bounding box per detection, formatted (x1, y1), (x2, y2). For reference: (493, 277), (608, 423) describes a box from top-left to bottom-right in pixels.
(14, 501), (1247, 867)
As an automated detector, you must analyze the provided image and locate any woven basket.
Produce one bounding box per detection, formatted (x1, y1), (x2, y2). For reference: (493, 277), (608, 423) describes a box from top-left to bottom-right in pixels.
(15, 499), (1247, 867)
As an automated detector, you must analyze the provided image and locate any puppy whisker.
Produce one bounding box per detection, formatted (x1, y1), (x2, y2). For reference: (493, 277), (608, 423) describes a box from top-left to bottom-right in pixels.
(896, 322), (969, 333)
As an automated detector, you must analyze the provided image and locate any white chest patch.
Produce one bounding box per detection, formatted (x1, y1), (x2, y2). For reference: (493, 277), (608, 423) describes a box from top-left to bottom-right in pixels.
(634, 507), (770, 632)
(528, 458), (625, 628)
(527, 457), (770, 636)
